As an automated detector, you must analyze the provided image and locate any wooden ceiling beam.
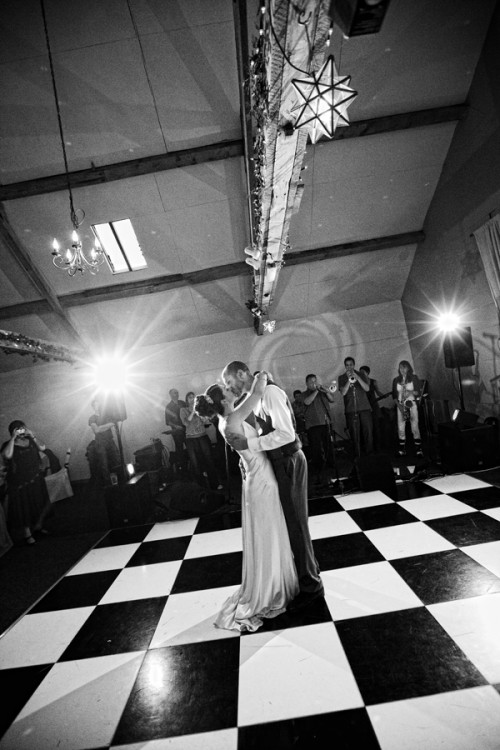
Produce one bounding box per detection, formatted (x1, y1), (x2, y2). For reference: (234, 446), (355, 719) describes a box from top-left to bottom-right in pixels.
(0, 105), (467, 203)
(0, 230), (423, 318)
(0, 205), (84, 345)
(0, 140), (244, 201)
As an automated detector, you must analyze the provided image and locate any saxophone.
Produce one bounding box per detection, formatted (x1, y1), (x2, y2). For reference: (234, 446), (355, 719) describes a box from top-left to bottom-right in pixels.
(402, 377), (412, 421)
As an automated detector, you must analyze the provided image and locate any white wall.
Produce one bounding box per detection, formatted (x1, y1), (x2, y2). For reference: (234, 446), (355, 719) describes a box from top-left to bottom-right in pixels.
(0, 300), (413, 480)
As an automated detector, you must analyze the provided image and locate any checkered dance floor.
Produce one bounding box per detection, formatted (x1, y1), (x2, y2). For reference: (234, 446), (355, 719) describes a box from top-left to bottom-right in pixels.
(1, 472), (500, 749)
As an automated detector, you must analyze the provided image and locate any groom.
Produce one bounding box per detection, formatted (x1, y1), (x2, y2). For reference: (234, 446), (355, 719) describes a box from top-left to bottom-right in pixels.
(222, 360), (324, 611)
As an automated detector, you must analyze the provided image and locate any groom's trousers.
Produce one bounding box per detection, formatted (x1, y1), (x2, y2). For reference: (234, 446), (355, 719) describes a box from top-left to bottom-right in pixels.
(270, 448), (324, 595)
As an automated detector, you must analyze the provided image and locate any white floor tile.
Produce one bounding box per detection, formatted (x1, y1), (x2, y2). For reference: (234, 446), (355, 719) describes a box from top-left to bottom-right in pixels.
(428, 593), (500, 683)
(322, 561), (422, 621)
(0, 608), (94, 669)
(99, 560), (183, 604)
(366, 521), (454, 560)
(144, 518), (199, 541)
(336, 490), (394, 511)
(67, 544), (140, 575)
(367, 686), (500, 750)
(111, 727), (238, 749)
(1, 652), (145, 750)
(424, 474), (491, 493)
(309, 511), (360, 540)
(184, 527), (242, 558)
(398, 494), (475, 521)
(238, 622), (363, 726)
(149, 586), (240, 648)
(483, 506), (500, 523)
(463, 540), (500, 577)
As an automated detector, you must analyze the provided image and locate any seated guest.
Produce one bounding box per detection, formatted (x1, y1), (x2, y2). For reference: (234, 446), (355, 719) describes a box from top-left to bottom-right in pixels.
(88, 398), (121, 486)
(392, 360), (423, 457)
(1, 420), (52, 545)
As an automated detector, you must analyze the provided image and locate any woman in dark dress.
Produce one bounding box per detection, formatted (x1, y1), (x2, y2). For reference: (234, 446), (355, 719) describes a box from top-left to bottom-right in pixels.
(1, 420), (52, 545)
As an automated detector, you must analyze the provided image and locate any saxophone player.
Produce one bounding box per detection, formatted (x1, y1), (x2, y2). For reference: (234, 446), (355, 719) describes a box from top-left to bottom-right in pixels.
(392, 360), (423, 457)
(338, 357), (373, 457)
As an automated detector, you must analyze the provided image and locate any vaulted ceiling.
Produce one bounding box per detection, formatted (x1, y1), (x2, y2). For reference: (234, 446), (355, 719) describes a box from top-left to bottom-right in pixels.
(0, 0), (497, 370)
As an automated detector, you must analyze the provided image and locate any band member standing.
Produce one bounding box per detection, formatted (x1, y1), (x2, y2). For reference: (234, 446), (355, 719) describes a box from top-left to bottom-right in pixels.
(301, 374), (336, 485)
(338, 357), (373, 457)
(392, 360), (423, 457)
(359, 365), (385, 451)
(165, 388), (187, 471)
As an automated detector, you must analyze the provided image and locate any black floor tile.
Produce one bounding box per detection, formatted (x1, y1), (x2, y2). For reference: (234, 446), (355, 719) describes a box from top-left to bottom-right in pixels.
(238, 707), (382, 749)
(171, 551), (243, 593)
(426, 511), (500, 546)
(336, 607), (487, 705)
(30, 570), (121, 613)
(94, 524), (154, 547)
(391, 548), (500, 605)
(251, 596), (332, 633)
(126, 536), (191, 566)
(348, 502), (416, 530)
(195, 510), (242, 533)
(59, 596), (168, 660)
(0, 664), (52, 738)
(448, 485), (500, 510)
(396, 482), (442, 500)
(308, 496), (345, 516)
(313, 532), (385, 571)
(112, 638), (240, 744)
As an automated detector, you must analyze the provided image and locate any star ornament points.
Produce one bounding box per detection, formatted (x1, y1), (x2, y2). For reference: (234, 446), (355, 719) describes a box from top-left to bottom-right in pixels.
(291, 55), (357, 144)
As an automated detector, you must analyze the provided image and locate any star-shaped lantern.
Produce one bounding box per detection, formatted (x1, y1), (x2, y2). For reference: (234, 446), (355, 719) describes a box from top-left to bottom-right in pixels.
(291, 55), (357, 144)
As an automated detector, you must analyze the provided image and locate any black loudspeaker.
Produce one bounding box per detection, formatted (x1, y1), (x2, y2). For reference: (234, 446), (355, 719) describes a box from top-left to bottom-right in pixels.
(443, 326), (475, 369)
(355, 453), (397, 499)
(104, 472), (153, 527)
(134, 439), (164, 471)
(169, 480), (225, 516)
(100, 392), (127, 423)
(438, 423), (497, 473)
(333, 0), (391, 37)
(451, 410), (479, 430)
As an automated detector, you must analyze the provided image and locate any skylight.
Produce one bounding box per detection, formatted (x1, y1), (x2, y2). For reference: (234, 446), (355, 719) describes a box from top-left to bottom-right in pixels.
(91, 219), (146, 274)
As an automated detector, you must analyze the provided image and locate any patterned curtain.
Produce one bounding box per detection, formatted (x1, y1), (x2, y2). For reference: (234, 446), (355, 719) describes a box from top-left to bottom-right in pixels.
(473, 214), (500, 322)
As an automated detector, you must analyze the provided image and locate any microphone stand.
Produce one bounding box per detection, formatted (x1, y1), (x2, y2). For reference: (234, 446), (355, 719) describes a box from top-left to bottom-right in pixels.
(324, 409), (344, 494)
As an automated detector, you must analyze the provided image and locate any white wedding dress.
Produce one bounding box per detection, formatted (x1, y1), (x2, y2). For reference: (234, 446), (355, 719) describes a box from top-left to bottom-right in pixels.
(215, 420), (299, 632)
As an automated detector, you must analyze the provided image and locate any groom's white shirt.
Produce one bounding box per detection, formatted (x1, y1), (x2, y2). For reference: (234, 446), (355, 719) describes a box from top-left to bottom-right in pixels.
(246, 383), (296, 453)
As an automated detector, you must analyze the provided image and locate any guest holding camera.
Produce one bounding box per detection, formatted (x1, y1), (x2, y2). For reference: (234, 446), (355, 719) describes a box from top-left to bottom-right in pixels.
(392, 360), (423, 457)
(1, 420), (52, 545)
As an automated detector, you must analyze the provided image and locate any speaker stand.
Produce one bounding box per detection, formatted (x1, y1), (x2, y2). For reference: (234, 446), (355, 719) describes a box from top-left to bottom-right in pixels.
(114, 421), (126, 481)
(457, 366), (465, 411)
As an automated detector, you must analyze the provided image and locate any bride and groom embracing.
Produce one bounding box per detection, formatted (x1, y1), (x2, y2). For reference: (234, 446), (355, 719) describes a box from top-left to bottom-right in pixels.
(194, 360), (324, 633)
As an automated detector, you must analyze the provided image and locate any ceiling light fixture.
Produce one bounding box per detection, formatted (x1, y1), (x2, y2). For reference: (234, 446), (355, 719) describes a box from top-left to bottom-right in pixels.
(41, 0), (104, 276)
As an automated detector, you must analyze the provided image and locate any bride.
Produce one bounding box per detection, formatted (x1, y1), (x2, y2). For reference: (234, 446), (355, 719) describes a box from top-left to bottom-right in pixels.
(195, 372), (298, 632)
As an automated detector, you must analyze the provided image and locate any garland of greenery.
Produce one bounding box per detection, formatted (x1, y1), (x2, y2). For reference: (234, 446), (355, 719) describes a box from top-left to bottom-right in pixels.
(0, 329), (79, 364)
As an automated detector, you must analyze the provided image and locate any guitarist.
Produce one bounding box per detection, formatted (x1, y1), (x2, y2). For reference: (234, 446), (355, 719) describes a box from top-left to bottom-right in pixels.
(360, 365), (388, 451)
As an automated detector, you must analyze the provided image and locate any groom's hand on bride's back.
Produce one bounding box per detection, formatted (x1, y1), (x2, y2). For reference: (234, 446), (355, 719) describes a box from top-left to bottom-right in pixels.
(226, 432), (248, 451)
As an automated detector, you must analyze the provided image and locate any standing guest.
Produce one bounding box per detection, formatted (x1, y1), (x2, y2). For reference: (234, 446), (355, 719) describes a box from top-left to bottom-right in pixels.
(359, 365), (385, 451)
(165, 388), (187, 471)
(180, 392), (223, 490)
(301, 374), (336, 485)
(291, 390), (307, 452)
(1, 420), (52, 545)
(392, 360), (423, 457)
(338, 357), (373, 457)
(88, 398), (121, 486)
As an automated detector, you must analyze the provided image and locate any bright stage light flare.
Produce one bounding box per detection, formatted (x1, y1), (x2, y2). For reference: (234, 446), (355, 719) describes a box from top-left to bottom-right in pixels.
(91, 356), (130, 393)
(437, 311), (461, 333)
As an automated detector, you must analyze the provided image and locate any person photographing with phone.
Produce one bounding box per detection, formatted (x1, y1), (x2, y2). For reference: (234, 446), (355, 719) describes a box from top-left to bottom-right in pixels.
(1, 420), (52, 545)
(338, 357), (373, 457)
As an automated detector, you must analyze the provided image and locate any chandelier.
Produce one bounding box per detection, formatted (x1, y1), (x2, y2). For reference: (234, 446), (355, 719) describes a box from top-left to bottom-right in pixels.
(41, 0), (105, 276)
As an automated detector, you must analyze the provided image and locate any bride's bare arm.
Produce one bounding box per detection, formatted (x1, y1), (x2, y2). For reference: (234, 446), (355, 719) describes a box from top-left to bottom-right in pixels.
(224, 372), (267, 435)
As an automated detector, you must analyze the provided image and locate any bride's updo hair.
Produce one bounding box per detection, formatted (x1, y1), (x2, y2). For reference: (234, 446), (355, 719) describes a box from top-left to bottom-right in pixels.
(194, 384), (225, 419)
